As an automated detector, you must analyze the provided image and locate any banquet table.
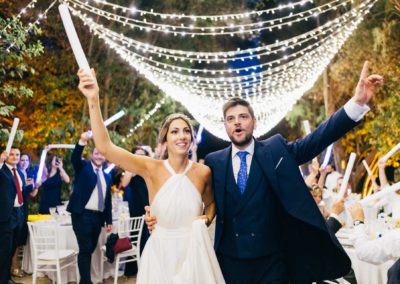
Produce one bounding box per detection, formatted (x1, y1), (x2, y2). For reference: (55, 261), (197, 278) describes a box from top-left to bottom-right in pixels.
(22, 216), (120, 284)
(336, 228), (394, 284)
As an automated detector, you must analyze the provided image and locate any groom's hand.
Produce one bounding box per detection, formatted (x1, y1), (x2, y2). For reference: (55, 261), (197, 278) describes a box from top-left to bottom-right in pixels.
(353, 61), (384, 106)
(144, 205), (157, 233)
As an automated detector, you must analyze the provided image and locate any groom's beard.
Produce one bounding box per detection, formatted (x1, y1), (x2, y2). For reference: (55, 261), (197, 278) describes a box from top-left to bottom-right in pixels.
(229, 132), (253, 147)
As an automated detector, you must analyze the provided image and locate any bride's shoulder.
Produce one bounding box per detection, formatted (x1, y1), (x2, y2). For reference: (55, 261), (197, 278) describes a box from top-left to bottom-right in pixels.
(192, 162), (211, 177)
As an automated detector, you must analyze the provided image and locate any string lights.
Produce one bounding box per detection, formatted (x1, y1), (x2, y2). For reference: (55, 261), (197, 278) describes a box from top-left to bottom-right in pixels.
(61, 0), (377, 140)
(5, 0), (58, 52)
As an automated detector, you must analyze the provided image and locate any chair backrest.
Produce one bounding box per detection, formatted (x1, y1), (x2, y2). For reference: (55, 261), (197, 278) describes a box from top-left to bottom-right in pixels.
(28, 221), (60, 261)
(117, 215), (144, 258)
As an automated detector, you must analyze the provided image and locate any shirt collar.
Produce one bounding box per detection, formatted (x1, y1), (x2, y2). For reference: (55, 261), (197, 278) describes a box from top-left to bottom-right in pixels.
(231, 138), (255, 159)
(5, 163), (17, 171)
(91, 162), (102, 172)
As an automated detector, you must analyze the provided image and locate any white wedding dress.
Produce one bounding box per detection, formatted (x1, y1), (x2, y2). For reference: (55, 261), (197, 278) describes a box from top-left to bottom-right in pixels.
(137, 160), (225, 284)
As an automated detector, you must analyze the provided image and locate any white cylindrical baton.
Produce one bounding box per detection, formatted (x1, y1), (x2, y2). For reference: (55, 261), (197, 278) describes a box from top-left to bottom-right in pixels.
(36, 150), (48, 184)
(321, 144), (333, 169)
(104, 110), (125, 127)
(381, 143), (400, 163)
(5, 118), (20, 154)
(338, 152), (356, 199)
(104, 163), (115, 174)
(47, 144), (76, 149)
(88, 110), (126, 138)
(362, 160), (373, 177)
(302, 120), (311, 135)
(196, 125), (204, 144)
(360, 181), (400, 206)
(58, 4), (91, 74)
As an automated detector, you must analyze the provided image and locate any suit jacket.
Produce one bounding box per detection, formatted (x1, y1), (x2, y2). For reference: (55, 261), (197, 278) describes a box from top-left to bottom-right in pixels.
(0, 164), (25, 223)
(67, 144), (112, 225)
(205, 107), (355, 282)
(326, 217), (342, 234)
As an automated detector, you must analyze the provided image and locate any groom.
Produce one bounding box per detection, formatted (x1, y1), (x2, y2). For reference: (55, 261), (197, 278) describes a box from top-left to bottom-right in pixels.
(146, 61), (383, 283)
(203, 61), (383, 283)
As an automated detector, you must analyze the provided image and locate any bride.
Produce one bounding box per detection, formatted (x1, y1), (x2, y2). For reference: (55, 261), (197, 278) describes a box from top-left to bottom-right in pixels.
(77, 69), (225, 283)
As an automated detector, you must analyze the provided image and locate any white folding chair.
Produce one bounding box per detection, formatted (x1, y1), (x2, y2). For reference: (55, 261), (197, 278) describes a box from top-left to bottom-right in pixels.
(100, 215), (144, 284)
(28, 222), (79, 284)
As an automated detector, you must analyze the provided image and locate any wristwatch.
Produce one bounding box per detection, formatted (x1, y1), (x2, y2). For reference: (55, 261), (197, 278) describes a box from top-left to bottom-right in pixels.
(353, 220), (364, 226)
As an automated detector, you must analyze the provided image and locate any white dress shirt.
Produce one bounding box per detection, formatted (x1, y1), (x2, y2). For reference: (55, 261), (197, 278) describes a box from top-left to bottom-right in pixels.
(5, 163), (24, 207)
(231, 139), (255, 182)
(85, 163), (107, 211)
(350, 224), (400, 265)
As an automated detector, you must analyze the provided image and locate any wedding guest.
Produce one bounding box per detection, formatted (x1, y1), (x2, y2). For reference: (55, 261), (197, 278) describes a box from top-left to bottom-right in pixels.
(348, 202), (400, 284)
(0, 148), (25, 284)
(67, 132), (113, 283)
(120, 146), (150, 276)
(38, 155), (70, 214)
(11, 153), (37, 278)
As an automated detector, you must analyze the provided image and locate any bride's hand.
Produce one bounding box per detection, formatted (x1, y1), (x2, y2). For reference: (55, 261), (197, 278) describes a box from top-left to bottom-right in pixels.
(77, 69), (99, 100)
(144, 206), (157, 233)
(197, 215), (210, 226)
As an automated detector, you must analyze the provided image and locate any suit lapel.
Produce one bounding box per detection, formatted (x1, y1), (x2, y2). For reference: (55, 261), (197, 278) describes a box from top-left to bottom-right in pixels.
(254, 142), (279, 193)
(213, 147), (231, 218)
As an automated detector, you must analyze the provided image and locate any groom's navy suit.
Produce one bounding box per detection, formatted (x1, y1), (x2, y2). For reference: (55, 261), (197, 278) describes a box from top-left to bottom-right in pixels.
(205, 106), (356, 283)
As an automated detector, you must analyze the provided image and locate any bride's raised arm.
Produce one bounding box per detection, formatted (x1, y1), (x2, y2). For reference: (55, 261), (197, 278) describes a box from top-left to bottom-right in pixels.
(77, 69), (153, 177)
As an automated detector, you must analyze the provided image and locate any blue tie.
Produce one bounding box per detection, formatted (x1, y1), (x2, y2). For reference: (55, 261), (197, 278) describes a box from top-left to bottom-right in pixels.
(95, 168), (105, 212)
(237, 151), (248, 194)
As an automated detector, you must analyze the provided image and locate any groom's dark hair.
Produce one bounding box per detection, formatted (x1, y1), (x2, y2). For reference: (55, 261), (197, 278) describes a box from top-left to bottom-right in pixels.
(222, 97), (255, 119)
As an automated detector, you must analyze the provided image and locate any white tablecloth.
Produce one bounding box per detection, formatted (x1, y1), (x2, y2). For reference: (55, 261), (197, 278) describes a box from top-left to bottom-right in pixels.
(337, 228), (394, 284)
(22, 220), (119, 284)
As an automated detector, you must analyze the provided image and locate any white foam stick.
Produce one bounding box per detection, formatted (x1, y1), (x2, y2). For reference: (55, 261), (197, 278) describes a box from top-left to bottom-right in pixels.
(58, 4), (91, 74)
(302, 120), (311, 135)
(104, 163), (115, 174)
(88, 110), (126, 138)
(360, 181), (400, 206)
(196, 125), (204, 144)
(337, 152), (356, 199)
(5, 118), (20, 154)
(103, 110), (125, 127)
(36, 149), (48, 184)
(321, 144), (333, 169)
(380, 142), (400, 163)
(47, 144), (76, 149)
(362, 160), (373, 177)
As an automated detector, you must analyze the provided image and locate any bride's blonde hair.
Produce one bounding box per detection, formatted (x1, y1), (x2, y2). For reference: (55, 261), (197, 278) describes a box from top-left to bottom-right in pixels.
(158, 113), (194, 159)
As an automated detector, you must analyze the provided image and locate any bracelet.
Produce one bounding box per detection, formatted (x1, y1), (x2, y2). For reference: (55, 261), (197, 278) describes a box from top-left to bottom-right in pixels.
(353, 220), (364, 226)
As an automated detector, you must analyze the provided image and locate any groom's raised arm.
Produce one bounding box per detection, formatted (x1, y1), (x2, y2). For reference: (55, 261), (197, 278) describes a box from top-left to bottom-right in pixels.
(287, 61), (384, 165)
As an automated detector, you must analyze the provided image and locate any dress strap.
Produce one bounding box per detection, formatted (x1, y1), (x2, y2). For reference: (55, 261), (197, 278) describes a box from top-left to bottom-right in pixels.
(163, 159), (192, 175)
(163, 160), (176, 175)
(182, 160), (193, 175)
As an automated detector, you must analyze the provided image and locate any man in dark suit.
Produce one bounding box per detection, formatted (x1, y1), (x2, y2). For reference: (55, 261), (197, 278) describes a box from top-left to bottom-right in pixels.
(0, 148), (25, 284)
(67, 132), (113, 284)
(203, 61), (383, 283)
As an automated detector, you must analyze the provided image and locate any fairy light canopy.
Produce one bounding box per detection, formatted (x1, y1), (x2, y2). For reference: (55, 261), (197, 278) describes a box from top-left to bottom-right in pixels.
(61, 0), (377, 140)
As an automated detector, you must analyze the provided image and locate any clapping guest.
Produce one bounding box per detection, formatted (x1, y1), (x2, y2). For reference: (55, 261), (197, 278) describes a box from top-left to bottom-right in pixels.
(348, 202), (400, 284)
(38, 155), (70, 214)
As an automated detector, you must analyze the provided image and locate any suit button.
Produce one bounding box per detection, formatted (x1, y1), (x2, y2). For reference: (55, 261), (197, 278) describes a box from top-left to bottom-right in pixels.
(251, 233), (255, 237)
(232, 218), (236, 223)
(235, 233), (239, 237)
(220, 220), (224, 224)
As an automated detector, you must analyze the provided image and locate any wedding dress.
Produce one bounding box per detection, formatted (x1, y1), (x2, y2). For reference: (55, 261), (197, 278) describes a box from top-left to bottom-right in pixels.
(136, 160), (225, 283)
